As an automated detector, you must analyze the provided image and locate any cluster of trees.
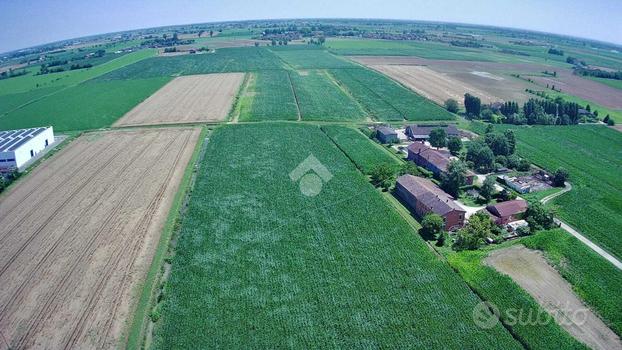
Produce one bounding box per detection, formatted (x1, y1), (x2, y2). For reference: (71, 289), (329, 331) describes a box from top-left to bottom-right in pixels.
(444, 98), (459, 113)
(370, 162), (422, 192)
(467, 93), (584, 126)
(69, 63), (92, 70)
(464, 93), (482, 117)
(141, 33), (194, 48)
(566, 56), (587, 66)
(452, 201), (556, 251)
(603, 115), (616, 126)
(163, 47), (177, 53)
(0, 68), (27, 80)
(419, 213), (447, 246)
(466, 127), (521, 173)
(547, 47), (564, 56)
(575, 67), (622, 80)
(450, 40), (483, 48)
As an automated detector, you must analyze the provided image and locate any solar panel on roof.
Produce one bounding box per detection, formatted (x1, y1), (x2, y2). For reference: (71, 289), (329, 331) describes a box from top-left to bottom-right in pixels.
(30, 128), (45, 137)
(0, 138), (13, 149)
(0, 137), (23, 152)
(8, 136), (33, 151)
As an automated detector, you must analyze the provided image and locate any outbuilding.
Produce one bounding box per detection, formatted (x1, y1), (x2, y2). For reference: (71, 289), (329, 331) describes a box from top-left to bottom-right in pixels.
(485, 199), (528, 225)
(375, 126), (399, 144)
(0, 126), (54, 170)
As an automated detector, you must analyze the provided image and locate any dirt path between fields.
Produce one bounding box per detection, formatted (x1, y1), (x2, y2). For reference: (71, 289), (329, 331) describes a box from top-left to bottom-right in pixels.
(0, 128), (200, 349)
(485, 245), (622, 350)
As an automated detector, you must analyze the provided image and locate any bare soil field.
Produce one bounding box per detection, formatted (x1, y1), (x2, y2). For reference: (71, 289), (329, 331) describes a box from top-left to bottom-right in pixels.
(115, 73), (244, 126)
(485, 245), (622, 350)
(369, 64), (498, 105)
(0, 127), (200, 349)
(529, 71), (622, 109)
(352, 56), (541, 104)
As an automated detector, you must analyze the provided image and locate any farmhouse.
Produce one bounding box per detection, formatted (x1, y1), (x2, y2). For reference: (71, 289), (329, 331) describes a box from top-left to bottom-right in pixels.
(407, 142), (475, 184)
(375, 126), (399, 143)
(0, 126), (54, 170)
(396, 174), (466, 230)
(405, 124), (459, 141)
(485, 199), (528, 225)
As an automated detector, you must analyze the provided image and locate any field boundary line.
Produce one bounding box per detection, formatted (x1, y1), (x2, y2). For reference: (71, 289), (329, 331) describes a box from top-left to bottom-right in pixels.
(323, 70), (370, 121)
(345, 68), (409, 122)
(286, 71), (302, 121)
(228, 72), (251, 123)
(124, 127), (208, 350)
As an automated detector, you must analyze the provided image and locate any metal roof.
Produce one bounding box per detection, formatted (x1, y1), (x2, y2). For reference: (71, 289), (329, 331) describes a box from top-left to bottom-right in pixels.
(0, 127), (50, 152)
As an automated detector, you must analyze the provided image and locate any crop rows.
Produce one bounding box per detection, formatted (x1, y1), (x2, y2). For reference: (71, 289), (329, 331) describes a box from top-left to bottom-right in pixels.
(290, 70), (366, 121)
(507, 125), (622, 259)
(98, 47), (285, 80)
(152, 123), (520, 349)
(239, 70), (299, 121)
(330, 68), (455, 121)
(272, 47), (358, 69)
(321, 125), (401, 174)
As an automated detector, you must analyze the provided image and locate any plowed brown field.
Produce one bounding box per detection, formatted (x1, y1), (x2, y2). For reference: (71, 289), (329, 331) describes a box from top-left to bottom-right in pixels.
(114, 73), (244, 126)
(0, 127), (200, 349)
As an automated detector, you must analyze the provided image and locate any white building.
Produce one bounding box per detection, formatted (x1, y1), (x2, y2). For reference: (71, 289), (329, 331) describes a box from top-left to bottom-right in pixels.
(0, 126), (54, 170)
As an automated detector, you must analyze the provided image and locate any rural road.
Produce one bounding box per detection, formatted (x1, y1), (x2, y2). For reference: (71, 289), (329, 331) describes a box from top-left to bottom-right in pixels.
(540, 182), (622, 271)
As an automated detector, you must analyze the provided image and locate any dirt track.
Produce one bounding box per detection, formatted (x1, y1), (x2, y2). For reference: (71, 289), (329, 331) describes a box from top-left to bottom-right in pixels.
(114, 73), (244, 126)
(485, 245), (622, 350)
(0, 128), (200, 349)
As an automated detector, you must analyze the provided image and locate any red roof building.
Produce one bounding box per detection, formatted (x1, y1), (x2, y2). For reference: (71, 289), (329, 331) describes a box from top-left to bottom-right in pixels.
(485, 199), (528, 225)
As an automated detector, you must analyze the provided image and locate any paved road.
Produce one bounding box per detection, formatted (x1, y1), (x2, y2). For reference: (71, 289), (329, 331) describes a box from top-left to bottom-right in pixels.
(541, 182), (622, 271)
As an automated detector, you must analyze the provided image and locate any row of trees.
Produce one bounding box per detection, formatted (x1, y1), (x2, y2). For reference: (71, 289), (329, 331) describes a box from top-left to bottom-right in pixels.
(575, 67), (622, 80)
(464, 93), (585, 126)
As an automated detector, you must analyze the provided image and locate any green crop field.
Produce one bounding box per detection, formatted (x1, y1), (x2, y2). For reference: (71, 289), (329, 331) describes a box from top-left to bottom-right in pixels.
(0, 87), (62, 115)
(321, 125), (401, 173)
(239, 70), (299, 121)
(0, 49), (156, 95)
(98, 47), (284, 80)
(522, 230), (622, 335)
(290, 70), (367, 121)
(152, 123), (520, 349)
(329, 68), (456, 121)
(0, 77), (170, 131)
(447, 240), (586, 349)
(272, 47), (358, 69)
(507, 125), (622, 259)
(588, 77), (622, 91)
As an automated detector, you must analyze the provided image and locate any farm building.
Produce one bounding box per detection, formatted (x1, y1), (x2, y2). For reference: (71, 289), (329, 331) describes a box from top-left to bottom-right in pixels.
(375, 126), (399, 143)
(405, 124), (459, 141)
(396, 174), (466, 230)
(485, 199), (528, 225)
(407, 142), (475, 184)
(0, 127), (54, 170)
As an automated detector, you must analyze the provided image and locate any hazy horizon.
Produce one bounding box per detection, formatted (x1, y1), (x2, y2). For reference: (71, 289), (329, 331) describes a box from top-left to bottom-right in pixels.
(1, 0), (621, 53)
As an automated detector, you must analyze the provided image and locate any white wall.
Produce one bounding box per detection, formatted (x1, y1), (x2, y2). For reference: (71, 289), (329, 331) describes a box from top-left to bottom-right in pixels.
(0, 127), (54, 170)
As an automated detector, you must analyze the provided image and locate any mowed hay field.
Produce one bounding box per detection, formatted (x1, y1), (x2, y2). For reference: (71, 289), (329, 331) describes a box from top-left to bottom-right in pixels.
(152, 123), (520, 349)
(0, 128), (200, 349)
(115, 73), (244, 126)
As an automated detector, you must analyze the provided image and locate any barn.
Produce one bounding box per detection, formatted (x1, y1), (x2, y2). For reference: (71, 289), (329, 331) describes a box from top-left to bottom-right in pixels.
(0, 127), (54, 170)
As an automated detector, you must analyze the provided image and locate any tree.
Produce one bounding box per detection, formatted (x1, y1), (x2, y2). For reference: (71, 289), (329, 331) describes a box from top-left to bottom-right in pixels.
(444, 99), (459, 113)
(466, 141), (495, 173)
(452, 212), (496, 251)
(553, 167), (569, 187)
(441, 159), (466, 197)
(503, 130), (516, 154)
(447, 136), (462, 156)
(485, 124), (494, 134)
(525, 202), (556, 232)
(607, 118), (616, 126)
(480, 176), (496, 202)
(484, 132), (510, 156)
(420, 213), (445, 241)
(516, 159), (531, 171)
(370, 164), (395, 191)
(429, 128), (447, 148)
(399, 162), (421, 176)
(464, 93), (482, 117)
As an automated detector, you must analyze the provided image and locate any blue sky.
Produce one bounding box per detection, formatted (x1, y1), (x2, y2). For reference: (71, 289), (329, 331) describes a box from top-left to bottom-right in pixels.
(1, 0), (621, 53)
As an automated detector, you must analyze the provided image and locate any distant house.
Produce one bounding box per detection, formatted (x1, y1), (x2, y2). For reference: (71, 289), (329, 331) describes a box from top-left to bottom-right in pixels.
(407, 142), (475, 184)
(485, 199), (528, 225)
(578, 108), (592, 116)
(396, 175), (466, 230)
(405, 125), (459, 141)
(375, 126), (398, 144)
